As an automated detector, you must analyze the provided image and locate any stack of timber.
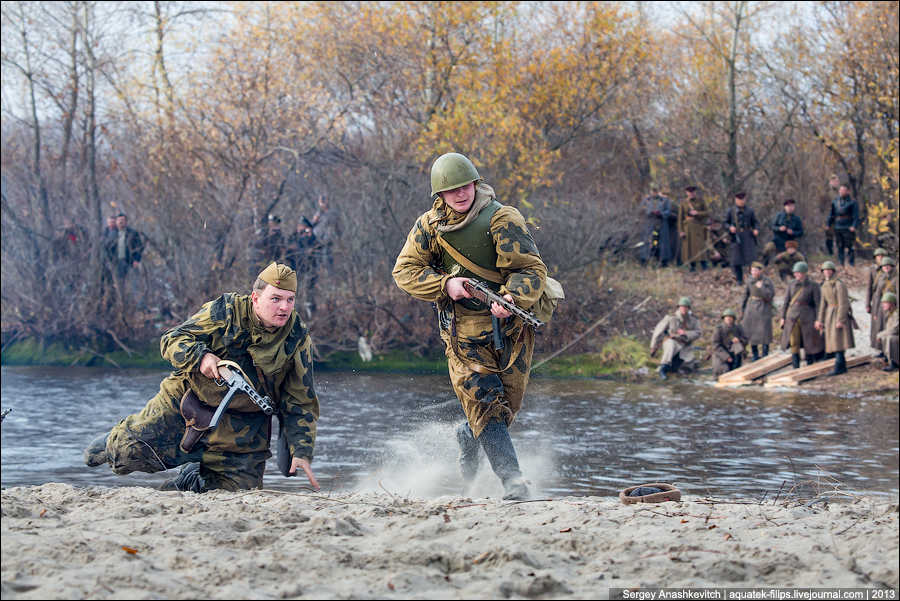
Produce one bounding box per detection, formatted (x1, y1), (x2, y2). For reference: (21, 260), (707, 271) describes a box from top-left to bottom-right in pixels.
(764, 353), (873, 388)
(715, 353), (793, 387)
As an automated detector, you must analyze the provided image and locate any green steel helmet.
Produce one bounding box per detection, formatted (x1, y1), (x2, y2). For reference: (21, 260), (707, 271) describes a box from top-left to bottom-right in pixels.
(882, 292), (898, 305)
(881, 257), (896, 267)
(792, 261), (809, 273)
(677, 296), (692, 308)
(722, 308), (737, 318)
(821, 260), (837, 271)
(874, 248), (888, 257)
(430, 152), (480, 197)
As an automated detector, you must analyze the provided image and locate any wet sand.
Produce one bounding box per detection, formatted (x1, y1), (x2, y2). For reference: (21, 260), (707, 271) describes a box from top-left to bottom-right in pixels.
(2, 484), (897, 599)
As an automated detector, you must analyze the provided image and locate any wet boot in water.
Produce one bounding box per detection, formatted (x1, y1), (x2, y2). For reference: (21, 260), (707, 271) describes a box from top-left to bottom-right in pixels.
(829, 351), (847, 376)
(456, 422), (481, 486)
(83, 433), (110, 467)
(159, 462), (205, 492)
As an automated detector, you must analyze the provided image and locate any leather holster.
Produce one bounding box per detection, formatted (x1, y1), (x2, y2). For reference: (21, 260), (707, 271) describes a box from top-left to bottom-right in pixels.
(179, 389), (216, 453)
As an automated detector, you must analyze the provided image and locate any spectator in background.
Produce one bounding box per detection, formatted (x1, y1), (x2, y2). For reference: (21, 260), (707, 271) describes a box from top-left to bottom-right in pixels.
(823, 174), (840, 256)
(678, 185), (709, 272)
(255, 214), (286, 267)
(106, 213), (145, 280)
(771, 198), (803, 253)
(827, 183), (859, 266)
(639, 183), (679, 268)
(723, 192), (759, 285)
(311, 195), (337, 273)
(286, 217), (321, 316)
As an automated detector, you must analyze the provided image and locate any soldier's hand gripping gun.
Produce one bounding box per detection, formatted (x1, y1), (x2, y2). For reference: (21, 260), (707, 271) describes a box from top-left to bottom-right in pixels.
(210, 362), (275, 428)
(179, 360), (275, 453)
(462, 279), (544, 329)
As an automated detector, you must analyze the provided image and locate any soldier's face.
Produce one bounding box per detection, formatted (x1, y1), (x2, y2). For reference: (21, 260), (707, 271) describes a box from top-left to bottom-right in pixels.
(677, 306), (689, 316)
(116, 217), (127, 229)
(883, 265), (895, 275)
(252, 285), (295, 328)
(794, 272), (806, 281)
(784, 204), (795, 214)
(823, 269), (834, 279)
(883, 302), (895, 314)
(751, 267), (761, 278)
(724, 316), (734, 326)
(440, 182), (476, 214)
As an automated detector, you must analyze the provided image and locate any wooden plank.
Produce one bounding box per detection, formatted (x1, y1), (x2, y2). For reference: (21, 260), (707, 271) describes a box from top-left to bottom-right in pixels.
(764, 354), (873, 387)
(716, 353), (793, 387)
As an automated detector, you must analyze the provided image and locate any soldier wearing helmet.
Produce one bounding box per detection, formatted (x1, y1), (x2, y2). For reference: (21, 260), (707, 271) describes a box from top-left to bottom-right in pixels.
(779, 261), (824, 368)
(876, 292), (898, 371)
(392, 152), (548, 500)
(870, 256), (897, 360)
(815, 261), (855, 376)
(649, 296), (702, 380)
(711, 308), (748, 376)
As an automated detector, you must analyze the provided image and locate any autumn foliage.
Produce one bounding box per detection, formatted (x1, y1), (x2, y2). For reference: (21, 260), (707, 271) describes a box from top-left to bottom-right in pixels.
(1, 1), (897, 357)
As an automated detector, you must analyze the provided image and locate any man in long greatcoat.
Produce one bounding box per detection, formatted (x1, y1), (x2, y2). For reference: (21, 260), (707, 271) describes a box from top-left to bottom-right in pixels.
(876, 292), (899, 372)
(740, 261), (775, 361)
(678, 185), (709, 271)
(816, 261), (855, 376)
(780, 261), (824, 368)
(639, 184), (679, 268)
(723, 192), (759, 285)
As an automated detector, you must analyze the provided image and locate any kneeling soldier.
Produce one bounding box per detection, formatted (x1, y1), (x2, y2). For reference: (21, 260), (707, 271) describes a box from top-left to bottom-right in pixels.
(712, 309), (749, 376)
(650, 297), (702, 380)
(84, 263), (321, 492)
(876, 292), (899, 372)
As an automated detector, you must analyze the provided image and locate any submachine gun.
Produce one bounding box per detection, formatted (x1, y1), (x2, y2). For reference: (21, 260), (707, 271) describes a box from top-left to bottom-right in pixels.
(461, 279), (544, 351)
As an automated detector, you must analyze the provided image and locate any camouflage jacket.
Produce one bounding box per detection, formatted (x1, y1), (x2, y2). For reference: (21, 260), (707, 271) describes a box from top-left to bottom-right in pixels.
(160, 293), (319, 459)
(392, 190), (547, 312)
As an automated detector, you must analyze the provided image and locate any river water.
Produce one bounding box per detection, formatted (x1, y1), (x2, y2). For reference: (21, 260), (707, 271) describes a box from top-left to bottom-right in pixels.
(1, 366), (897, 499)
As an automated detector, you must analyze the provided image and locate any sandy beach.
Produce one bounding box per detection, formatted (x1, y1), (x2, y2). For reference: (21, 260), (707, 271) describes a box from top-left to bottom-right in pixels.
(1, 484), (897, 599)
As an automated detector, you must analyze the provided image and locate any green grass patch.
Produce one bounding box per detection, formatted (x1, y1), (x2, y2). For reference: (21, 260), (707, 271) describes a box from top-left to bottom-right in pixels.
(532, 335), (652, 378)
(316, 350), (446, 374)
(1, 338), (167, 368)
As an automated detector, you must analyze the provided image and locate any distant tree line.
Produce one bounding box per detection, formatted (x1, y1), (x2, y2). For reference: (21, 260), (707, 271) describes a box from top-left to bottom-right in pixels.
(1, 1), (897, 356)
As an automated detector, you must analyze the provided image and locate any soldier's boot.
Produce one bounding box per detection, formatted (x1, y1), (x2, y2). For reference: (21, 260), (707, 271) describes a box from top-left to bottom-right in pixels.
(478, 419), (530, 501)
(791, 353), (801, 369)
(825, 238), (834, 256)
(732, 354), (743, 370)
(882, 361), (898, 372)
(751, 345), (760, 362)
(83, 433), (110, 467)
(159, 462), (205, 492)
(700, 261), (709, 271)
(847, 247), (855, 266)
(658, 364), (670, 380)
(837, 246), (846, 266)
(455, 422), (481, 485)
(830, 351), (847, 376)
(689, 262), (697, 273)
(762, 344), (769, 357)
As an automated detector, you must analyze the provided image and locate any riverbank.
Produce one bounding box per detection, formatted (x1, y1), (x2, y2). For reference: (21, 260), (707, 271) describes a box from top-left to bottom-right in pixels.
(1, 484), (896, 599)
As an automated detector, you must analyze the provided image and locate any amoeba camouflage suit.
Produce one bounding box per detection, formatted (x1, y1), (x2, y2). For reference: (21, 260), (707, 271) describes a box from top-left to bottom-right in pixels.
(95, 265), (319, 491)
(392, 153), (547, 499)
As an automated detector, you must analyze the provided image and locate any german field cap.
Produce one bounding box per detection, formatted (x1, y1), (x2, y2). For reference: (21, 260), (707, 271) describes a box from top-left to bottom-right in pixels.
(257, 262), (297, 292)
(792, 261), (808, 273)
(882, 292), (897, 305)
(620, 483), (681, 504)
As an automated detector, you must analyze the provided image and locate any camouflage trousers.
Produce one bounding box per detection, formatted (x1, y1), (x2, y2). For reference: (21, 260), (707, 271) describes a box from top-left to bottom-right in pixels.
(106, 388), (270, 491)
(441, 312), (534, 439)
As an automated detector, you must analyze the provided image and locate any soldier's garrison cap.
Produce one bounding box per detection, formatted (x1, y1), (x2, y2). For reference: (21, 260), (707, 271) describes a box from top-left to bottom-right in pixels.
(257, 262), (297, 292)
